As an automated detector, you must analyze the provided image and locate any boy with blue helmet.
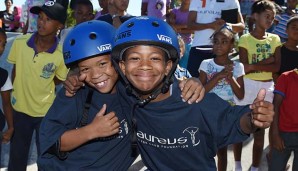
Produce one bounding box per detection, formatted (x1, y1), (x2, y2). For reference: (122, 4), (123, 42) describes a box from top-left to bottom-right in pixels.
(38, 20), (136, 170)
(112, 16), (275, 170)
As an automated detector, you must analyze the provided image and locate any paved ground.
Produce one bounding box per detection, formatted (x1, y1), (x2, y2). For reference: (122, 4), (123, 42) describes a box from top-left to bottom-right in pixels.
(0, 33), (294, 171)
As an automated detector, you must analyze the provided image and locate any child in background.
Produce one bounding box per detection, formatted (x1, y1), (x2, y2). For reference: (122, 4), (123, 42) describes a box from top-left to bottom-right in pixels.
(0, 28), (13, 167)
(267, 15), (298, 171)
(199, 26), (245, 171)
(38, 20), (136, 170)
(175, 35), (192, 80)
(141, 0), (171, 21)
(94, 0), (109, 19)
(273, 16), (298, 81)
(168, 0), (192, 69)
(233, 1), (282, 171)
(59, 0), (94, 44)
(199, 26), (245, 105)
(268, 68), (298, 171)
(112, 16), (274, 170)
(272, 0), (298, 43)
(8, 6), (21, 32)
(6, 2), (68, 170)
(0, 0), (14, 31)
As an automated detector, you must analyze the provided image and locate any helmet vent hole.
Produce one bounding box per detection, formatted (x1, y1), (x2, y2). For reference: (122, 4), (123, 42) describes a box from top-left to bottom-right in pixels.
(127, 22), (134, 28)
(70, 39), (75, 46)
(89, 33), (97, 40)
(152, 21), (159, 27)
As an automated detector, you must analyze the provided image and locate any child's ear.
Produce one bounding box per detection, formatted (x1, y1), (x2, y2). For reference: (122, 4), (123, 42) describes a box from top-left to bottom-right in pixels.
(57, 23), (64, 31)
(251, 13), (257, 22)
(119, 61), (126, 75)
(165, 60), (173, 76)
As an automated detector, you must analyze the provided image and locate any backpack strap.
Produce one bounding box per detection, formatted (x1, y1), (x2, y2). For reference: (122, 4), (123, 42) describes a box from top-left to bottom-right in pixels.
(80, 89), (94, 127)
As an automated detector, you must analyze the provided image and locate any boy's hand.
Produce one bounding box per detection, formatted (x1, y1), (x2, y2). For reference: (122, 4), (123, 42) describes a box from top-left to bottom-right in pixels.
(89, 104), (120, 138)
(2, 128), (14, 143)
(179, 77), (205, 104)
(63, 74), (86, 97)
(250, 88), (274, 129)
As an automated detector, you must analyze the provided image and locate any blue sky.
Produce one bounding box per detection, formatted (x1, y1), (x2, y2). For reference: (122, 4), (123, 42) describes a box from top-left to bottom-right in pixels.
(1, 0), (141, 16)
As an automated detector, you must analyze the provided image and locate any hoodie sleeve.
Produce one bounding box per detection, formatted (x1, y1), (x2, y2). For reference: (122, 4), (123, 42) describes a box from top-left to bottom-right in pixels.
(39, 87), (85, 158)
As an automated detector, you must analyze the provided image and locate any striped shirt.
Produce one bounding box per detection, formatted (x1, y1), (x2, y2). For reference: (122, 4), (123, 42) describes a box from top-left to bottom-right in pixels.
(273, 13), (293, 39)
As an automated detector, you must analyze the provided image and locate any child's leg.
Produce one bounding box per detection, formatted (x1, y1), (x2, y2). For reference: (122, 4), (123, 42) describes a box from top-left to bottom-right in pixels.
(217, 146), (228, 171)
(252, 129), (265, 169)
(269, 132), (294, 171)
(8, 111), (35, 171)
(285, 132), (298, 171)
(233, 143), (243, 171)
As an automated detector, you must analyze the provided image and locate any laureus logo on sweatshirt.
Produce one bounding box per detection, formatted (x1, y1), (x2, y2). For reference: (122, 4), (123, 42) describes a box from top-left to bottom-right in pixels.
(137, 127), (200, 149)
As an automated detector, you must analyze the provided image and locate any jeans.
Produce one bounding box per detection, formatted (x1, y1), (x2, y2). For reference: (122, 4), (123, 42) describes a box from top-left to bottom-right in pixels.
(269, 132), (298, 171)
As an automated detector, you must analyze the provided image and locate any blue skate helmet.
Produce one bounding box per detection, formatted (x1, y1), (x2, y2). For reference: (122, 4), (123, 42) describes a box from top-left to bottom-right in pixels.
(111, 16), (180, 106)
(63, 20), (116, 68)
(112, 16), (180, 62)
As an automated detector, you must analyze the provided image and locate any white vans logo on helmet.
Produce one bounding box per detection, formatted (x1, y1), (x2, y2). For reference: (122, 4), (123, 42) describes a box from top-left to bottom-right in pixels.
(97, 44), (112, 52)
(157, 34), (172, 44)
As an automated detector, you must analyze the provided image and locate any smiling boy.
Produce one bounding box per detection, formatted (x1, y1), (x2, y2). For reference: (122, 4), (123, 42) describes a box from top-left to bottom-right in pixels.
(112, 16), (275, 170)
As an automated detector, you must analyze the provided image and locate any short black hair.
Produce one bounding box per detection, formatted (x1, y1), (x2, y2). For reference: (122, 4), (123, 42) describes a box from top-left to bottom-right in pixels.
(73, 0), (93, 11)
(4, 0), (13, 4)
(213, 28), (235, 43)
(251, 0), (276, 14)
(287, 16), (298, 28)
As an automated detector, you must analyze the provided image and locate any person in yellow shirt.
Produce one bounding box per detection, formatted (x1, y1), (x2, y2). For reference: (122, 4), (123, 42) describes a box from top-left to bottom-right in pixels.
(6, 1), (68, 170)
(233, 1), (281, 171)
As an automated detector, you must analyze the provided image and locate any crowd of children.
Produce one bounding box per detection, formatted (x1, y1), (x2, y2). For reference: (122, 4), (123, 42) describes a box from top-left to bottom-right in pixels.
(0, 0), (297, 170)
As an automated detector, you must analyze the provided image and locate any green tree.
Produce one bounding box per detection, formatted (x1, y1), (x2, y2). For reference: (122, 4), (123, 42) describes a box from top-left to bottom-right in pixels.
(65, 7), (76, 28)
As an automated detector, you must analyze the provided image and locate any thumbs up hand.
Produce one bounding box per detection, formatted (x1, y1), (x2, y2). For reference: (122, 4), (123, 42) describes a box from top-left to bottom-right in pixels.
(250, 88), (274, 129)
(89, 104), (120, 139)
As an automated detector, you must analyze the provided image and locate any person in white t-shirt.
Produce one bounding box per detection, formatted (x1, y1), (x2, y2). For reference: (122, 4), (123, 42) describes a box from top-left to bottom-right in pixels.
(187, 0), (245, 77)
(199, 26), (245, 171)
